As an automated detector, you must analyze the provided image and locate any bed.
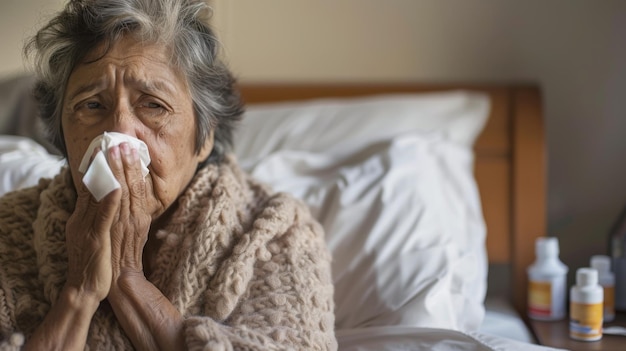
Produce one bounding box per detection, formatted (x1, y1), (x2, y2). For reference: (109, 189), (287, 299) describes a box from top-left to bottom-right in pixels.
(0, 76), (560, 350)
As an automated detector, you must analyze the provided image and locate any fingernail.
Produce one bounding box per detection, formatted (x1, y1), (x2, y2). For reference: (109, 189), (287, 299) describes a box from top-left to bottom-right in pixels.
(120, 142), (130, 156)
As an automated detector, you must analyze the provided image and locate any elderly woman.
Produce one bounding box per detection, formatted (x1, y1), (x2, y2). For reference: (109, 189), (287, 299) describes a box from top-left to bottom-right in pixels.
(0, 0), (336, 350)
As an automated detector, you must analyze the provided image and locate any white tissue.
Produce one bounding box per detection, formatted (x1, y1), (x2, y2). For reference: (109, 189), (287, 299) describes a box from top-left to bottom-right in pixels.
(79, 132), (151, 201)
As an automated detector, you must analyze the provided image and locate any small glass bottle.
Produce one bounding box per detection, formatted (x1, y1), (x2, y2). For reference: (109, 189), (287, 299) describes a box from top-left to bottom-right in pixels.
(527, 237), (568, 320)
(570, 268), (603, 342)
(590, 255), (615, 322)
(608, 204), (626, 311)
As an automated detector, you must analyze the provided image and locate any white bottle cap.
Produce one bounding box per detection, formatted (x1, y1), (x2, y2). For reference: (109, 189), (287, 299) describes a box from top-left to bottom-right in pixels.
(576, 268), (598, 287)
(590, 255), (611, 274)
(536, 237), (559, 258)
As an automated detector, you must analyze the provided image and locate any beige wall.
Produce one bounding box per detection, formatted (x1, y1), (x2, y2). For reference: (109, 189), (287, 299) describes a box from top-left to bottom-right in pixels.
(218, 0), (519, 82)
(0, 0), (64, 77)
(2, 0), (626, 283)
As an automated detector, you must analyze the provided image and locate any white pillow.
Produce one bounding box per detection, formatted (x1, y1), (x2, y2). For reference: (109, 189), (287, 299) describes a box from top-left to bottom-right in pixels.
(234, 91), (490, 331)
(235, 91), (488, 159)
(241, 134), (487, 331)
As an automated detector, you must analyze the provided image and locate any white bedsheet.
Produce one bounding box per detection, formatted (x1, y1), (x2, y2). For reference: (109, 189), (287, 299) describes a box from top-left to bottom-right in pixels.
(0, 136), (64, 196)
(337, 326), (564, 351)
(334, 298), (562, 351)
(480, 297), (536, 344)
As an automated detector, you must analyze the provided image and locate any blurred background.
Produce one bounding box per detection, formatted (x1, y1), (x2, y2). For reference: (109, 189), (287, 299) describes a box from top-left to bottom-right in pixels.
(1, 0), (625, 284)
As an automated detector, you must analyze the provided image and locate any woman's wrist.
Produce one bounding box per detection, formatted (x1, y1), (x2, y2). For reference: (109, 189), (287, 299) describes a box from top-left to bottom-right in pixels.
(23, 285), (100, 351)
(60, 285), (101, 315)
(108, 269), (150, 307)
(107, 271), (185, 351)
(110, 268), (145, 292)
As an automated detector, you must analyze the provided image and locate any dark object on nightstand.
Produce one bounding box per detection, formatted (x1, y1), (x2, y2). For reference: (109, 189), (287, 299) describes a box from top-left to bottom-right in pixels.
(608, 204), (626, 312)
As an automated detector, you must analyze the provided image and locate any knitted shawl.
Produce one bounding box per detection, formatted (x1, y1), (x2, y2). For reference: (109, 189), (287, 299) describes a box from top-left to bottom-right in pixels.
(0, 155), (337, 350)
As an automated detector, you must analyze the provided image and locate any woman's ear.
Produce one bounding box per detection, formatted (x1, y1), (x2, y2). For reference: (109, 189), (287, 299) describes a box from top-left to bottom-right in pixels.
(197, 129), (214, 164)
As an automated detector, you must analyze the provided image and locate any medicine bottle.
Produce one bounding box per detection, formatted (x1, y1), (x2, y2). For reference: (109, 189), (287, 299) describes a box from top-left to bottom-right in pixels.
(527, 237), (568, 320)
(570, 268), (603, 341)
(590, 255), (615, 322)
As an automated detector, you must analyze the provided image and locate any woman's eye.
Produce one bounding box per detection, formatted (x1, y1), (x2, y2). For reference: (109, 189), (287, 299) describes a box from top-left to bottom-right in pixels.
(138, 100), (168, 122)
(144, 101), (163, 109)
(78, 101), (103, 110)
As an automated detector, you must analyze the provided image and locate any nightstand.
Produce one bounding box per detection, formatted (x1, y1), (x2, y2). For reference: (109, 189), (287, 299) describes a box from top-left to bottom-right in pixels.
(529, 312), (626, 350)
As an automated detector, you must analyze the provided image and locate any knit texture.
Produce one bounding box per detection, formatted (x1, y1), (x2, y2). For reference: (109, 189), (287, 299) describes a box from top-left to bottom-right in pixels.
(0, 155), (337, 350)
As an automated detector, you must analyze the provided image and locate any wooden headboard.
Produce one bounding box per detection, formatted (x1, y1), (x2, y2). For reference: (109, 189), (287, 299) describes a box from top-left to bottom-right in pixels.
(238, 83), (547, 316)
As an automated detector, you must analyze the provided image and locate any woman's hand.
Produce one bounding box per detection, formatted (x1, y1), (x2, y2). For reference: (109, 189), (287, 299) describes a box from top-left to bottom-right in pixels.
(107, 142), (152, 280)
(65, 151), (121, 301)
(104, 143), (185, 351)
(24, 149), (123, 351)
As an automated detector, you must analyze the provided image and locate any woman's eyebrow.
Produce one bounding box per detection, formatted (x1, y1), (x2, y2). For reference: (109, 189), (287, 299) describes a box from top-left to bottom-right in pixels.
(130, 77), (178, 96)
(66, 81), (106, 102)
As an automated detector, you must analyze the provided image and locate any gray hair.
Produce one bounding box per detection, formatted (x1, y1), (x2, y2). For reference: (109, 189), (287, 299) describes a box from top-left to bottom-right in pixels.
(24, 0), (244, 165)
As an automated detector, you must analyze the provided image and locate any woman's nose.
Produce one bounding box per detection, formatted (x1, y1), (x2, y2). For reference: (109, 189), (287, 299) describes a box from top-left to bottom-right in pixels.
(108, 103), (137, 137)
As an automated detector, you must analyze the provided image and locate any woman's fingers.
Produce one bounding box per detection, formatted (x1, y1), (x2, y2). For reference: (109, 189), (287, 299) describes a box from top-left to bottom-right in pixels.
(108, 143), (146, 211)
(74, 147), (121, 233)
(122, 144), (147, 212)
(107, 142), (151, 274)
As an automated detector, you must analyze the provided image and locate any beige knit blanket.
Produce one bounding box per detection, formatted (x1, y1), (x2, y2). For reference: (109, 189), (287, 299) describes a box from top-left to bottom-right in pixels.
(0, 155), (337, 350)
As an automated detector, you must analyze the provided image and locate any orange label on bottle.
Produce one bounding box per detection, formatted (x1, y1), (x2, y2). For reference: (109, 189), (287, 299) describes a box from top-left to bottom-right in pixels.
(528, 281), (552, 317)
(569, 301), (603, 341)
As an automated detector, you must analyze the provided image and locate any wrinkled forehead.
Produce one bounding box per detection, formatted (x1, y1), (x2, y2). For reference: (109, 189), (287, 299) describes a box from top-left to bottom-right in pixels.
(66, 35), (188, 96)
(79, 33), (174, 67)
